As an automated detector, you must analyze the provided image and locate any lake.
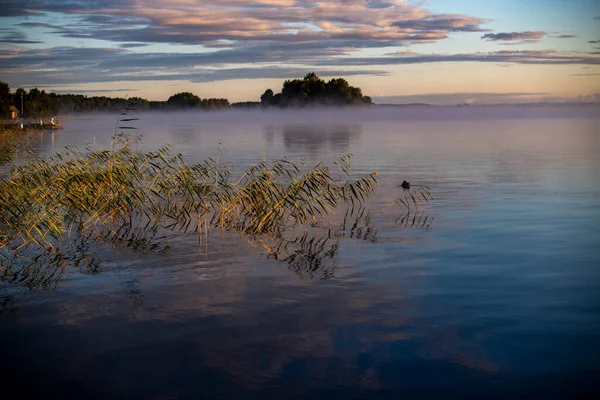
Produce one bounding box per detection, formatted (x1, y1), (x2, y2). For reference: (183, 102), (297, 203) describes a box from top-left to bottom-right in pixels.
(1, 106), (599, 399)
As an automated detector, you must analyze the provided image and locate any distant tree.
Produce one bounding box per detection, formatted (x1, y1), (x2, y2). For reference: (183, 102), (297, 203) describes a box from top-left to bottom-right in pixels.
(24, 88), (57, 117)
(0, 81), (10, 119)
(232, 101), (261, 109)
(164, 92), (229, 110)
(260, 89), (274, 106)
(13, 88), (26, 115)
(167, 92), (202, 109)
(0, 89), (233, 117)
(305, 73), (326, 102)
(261, 73), (371, 107)
(128, 97), (150, 111)
(201, 98), (229, 109)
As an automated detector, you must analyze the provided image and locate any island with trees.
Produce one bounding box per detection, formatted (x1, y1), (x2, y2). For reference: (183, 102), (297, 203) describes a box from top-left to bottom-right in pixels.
(261, 73), (372, 107)
(0, 73), (371, 119)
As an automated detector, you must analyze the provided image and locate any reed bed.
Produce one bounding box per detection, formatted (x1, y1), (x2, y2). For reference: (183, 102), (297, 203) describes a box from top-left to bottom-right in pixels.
(0, 125), (30, 167)
(0, 136), (378, 252)
(0, 126), (431, 288)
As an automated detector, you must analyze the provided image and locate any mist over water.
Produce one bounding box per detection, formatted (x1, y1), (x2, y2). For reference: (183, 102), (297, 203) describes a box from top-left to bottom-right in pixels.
(3, 105), (600, 398)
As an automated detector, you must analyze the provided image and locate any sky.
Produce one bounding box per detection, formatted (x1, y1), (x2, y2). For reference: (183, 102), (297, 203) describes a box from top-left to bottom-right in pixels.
(1, 0), (599, 104)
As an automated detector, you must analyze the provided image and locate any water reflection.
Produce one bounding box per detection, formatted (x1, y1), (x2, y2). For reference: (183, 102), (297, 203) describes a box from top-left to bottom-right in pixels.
(1, 110), (598, 398)
(276, 123), (361, 154)
(265, 233), (339, 279)
(339, 206), (378, 241)
(264, 125), (275, 143)
(0, 202), (389, 291)
(168, 124), (202, 147)
(122, 278), (145, 309)
(255, 206), (378, 279)
(0, 237), (102, 291)
(395, 211), (433, 230)
(0, 294), (16, 315)
(107, 224), (171, 255)
(0, 244), (508, 399)
(0, 223), (172, 293)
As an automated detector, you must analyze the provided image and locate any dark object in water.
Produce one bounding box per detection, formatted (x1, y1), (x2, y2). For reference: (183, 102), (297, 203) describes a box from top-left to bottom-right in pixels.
(401, 180), (410, 189)
(41, 123), (63, 130)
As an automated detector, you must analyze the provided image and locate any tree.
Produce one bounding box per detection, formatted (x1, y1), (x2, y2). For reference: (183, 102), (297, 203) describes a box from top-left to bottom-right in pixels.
(23, 88), (57, 117)
(167, 92), (202, 109)
(201, 98), (229, 109)
(13, 88), (26, 116)
(0, 82), (11, 119)
(0, 89), (233, 116)
(260, 73), (371, 107)
(260, 89), (274, 106)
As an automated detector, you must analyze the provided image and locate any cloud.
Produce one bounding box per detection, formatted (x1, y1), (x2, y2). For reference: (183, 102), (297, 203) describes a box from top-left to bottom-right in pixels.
(554, 34), (577, 39)
(589, 40), (600, 44)
(316, 50), (600, 66)
(366, 0), (393, 9)
(118, 43), (148, 48)
(497, 40), (541, 46)
(571, 73), (600, 76)
(0, 3), (43, 17)
(3, 44), (599, 90)
(0, 41), (387, 72)
(2, 1), (595, 91)
(1, 46), (388, 86)
(391, 14), (486, 32)
(5, 0), (487, 49)
(385, 49), (417, 56)
(482, 31), (545, 41)
(51, 89), (138, 94)
(0, 30), (43, 44)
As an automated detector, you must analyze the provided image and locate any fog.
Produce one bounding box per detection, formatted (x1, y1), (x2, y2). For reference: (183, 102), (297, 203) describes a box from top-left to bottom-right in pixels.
(35, 104), (598, 163)
(60, 103), (600, 127)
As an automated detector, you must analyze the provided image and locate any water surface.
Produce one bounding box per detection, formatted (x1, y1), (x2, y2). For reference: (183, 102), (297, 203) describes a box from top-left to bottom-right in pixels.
(2, 106), (599, 398)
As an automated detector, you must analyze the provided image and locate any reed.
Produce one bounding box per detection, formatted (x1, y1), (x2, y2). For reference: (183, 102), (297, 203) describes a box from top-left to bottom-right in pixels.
(0, 125), (29, 166)
(0, 136), (379, 255)
(0, 111), (432, 288)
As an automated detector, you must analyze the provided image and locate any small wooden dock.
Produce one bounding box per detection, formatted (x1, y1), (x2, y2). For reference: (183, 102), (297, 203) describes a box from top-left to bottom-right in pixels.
(1, 121), (63, 131)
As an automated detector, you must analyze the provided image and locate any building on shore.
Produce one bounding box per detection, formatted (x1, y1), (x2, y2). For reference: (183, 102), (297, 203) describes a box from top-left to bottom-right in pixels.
(9, 106), (19, 120)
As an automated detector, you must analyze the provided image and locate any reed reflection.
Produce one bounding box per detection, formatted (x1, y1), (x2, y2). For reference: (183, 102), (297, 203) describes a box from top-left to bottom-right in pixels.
(254, 205), (378, 279)
(0, 237), (99, 292)
(0, 201), (431, 292)
(265, 232), (339, 279)
(0, 222), (168, 294)
(395, 211), (433, 230)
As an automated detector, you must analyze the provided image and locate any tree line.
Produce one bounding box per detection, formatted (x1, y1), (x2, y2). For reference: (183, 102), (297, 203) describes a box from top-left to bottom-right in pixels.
(0, 83), (231, 118)
(1, 73), (371, 118)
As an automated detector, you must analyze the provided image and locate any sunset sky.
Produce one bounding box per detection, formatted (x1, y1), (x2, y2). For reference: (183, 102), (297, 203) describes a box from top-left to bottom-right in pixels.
(1, 0), (599, 104)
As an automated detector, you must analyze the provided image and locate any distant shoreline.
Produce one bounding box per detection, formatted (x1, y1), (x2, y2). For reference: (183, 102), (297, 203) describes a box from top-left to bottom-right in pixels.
(375, 101), (600, 108)
(2, 101), (598, 124)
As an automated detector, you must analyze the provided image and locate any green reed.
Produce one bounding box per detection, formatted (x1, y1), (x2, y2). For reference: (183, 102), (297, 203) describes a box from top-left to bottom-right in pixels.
(0, 118), (432, 289)
(0, 136), (379, 253)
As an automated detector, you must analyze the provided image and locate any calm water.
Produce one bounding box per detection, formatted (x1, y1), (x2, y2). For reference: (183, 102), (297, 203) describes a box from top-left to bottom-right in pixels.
(2, 106), (599, 398)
